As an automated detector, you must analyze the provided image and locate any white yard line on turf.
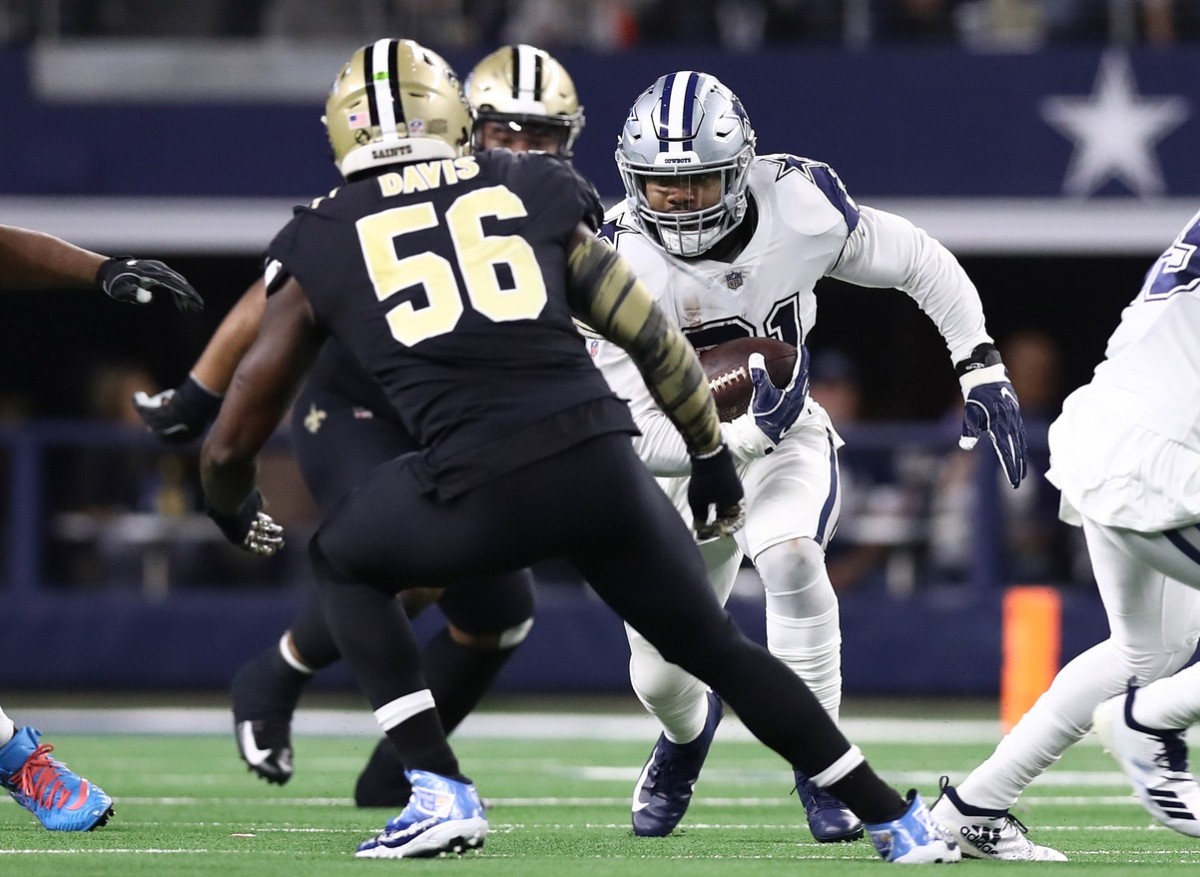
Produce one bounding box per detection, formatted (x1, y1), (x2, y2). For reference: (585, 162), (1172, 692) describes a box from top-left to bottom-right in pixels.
(10, 708), (1018, 744)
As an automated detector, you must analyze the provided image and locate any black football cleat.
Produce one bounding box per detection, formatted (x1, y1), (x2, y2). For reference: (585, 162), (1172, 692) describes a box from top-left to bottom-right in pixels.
(794, 772), (864, 842)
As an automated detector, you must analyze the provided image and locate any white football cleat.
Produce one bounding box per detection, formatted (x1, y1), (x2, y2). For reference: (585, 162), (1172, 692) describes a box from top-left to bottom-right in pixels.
(930, 778), (1066, 861)
(1094, 686), (1200, 837)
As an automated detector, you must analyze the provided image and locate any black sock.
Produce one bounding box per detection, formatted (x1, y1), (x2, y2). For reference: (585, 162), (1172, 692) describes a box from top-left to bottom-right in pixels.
(231, 645), (310, 721)
(288, 595), (341, 669)
(354, 630), (517, 803)
(384, 710), (460, 780)
(422, 629), (517, 734)
(826, 765), (908, 824)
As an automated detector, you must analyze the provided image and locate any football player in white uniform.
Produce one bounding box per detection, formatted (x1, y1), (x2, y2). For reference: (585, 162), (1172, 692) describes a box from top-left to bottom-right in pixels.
(936, 207), (1200, 857)
(588, 71), (1027, 841)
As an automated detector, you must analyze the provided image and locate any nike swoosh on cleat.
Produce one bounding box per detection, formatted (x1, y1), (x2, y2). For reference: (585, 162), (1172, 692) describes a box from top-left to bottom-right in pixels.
(632, 762), (653, 812)
(238, 722), (274, 766)
(1000, 387), (1016, 404)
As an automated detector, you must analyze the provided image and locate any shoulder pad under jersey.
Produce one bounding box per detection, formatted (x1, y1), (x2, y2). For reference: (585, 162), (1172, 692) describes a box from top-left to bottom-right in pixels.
(756, 154), (860, 235)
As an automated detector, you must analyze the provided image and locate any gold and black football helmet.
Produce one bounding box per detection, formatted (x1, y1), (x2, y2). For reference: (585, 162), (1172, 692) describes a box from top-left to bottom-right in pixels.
(465, 44), (584, 157)
(324, 38), (472, 178)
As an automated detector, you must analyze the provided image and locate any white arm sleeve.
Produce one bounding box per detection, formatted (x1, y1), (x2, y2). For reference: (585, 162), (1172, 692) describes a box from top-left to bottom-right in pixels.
(830, 205), (992, 364)
(591, 340), (771, 476)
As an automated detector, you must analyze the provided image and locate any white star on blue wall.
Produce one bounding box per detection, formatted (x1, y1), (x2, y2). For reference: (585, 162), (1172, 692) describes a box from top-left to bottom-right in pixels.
(1040, 50), (1189, 198)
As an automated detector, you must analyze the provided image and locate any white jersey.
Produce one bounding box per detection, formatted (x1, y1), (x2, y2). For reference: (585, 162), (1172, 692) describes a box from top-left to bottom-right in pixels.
(1047, 208), (1200, 531)
(592, 152), (993, 477)
(585, 153), (996, 561)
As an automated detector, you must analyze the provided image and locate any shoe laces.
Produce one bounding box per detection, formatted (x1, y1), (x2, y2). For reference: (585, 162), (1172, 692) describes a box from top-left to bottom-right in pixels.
(9, 744), (78, 811)
(644, 756), (673, 793)
(1155, 729), (1190, 774)
(1002, 811), (1030, 836)
(645, 746), (690, 796)
(793, 777), (837, 810)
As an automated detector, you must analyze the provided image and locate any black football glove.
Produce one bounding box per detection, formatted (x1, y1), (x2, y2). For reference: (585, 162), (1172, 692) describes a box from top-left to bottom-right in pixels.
(956, 342), (1028, 489)
(132, 375), (223, 445)
(96, 256), (204, 313)
(688, 444), (746, 541)
(206, 489), (285, 556)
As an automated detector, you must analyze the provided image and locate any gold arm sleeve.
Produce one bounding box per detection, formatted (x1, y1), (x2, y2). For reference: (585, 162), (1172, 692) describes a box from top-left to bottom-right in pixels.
(567, 233), (722, 457)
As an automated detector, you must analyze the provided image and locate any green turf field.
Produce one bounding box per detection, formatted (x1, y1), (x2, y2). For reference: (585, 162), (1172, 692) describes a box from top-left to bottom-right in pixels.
(2, 710), (1197, 874)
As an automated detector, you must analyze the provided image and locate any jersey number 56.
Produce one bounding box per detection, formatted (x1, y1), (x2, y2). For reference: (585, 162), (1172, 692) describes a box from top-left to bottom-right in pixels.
(357, 186), (548, 346)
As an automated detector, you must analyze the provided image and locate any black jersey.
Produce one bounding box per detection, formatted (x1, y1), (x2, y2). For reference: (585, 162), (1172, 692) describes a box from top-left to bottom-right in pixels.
(305, 338), (400, 425)
(266, 150), (635, 497)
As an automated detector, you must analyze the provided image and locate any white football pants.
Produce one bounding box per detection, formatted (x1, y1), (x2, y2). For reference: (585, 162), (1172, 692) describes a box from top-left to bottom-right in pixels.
(626, 420), (844, 744)
(958, 517), (1200, 810)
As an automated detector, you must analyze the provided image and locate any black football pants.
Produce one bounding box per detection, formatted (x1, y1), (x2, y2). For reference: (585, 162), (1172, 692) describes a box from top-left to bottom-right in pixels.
(311, 431), (862, 785)
(287, 382), (534, 665)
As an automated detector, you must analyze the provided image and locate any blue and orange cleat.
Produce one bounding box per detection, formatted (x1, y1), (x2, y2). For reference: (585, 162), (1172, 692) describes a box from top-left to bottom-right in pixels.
(0, 727), (114, 831)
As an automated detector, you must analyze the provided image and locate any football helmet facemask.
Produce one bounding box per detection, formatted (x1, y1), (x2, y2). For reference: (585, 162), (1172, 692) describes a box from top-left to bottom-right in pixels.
(466, 44), (584, 157)
(324, 38), (471, 178)
(616, 72), (756, 257)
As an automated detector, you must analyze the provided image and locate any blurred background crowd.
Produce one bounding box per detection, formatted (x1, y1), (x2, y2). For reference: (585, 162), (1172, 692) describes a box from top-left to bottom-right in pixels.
(2, 0), (1199, 50)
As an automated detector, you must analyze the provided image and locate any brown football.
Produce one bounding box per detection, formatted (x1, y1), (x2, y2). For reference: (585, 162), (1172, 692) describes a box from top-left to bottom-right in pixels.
(698, 337), (798, 422)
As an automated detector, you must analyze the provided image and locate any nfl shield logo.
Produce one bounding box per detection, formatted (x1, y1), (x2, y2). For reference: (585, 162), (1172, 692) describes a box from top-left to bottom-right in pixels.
(587, 339), (601, 358)
(724, 270), (744, 290)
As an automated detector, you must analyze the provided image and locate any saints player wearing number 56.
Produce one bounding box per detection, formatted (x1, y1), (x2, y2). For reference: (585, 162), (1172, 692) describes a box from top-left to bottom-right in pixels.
(586, 71), (1027, 842)
(134, 43), (583, 807)
(199, 39), (959, 862)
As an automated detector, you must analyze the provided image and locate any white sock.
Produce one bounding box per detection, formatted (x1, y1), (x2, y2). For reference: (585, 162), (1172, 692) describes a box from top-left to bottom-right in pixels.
(756, 540), (843, 723)
(625, 535), (741, 745)
(628, 633), (711, 744)
(0, 708), (15, 747)
(959, 638), (1191, 810)
(1132, 663), (1200, 730)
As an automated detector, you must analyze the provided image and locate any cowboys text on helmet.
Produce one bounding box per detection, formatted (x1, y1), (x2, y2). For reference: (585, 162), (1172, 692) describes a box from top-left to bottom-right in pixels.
(616, 72), (756, 257)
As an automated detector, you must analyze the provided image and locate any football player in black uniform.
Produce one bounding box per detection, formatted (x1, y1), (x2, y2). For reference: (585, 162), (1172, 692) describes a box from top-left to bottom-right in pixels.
(133, 44), (586, 807)
(197, 39), (959, 862)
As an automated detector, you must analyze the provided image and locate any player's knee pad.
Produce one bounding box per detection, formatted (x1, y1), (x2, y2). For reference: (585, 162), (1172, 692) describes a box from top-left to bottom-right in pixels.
(755, 537), (828, 596)
(755, 537), (837, 619)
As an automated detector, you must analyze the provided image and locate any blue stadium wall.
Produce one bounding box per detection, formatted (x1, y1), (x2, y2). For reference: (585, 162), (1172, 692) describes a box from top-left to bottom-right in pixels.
(1, 46), (1199, 201)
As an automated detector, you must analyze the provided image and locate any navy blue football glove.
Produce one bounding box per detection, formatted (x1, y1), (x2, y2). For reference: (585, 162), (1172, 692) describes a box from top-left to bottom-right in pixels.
(748, 345), (810, 449)
(206, 489), (285, 556)
(96, 256), (204, 313)
(133, 375), (224, 445)
(688, 444), (745, 541)
(957, 343), (1027, 489)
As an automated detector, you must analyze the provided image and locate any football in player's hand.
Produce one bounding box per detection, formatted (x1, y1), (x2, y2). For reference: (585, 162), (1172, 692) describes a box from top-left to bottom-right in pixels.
(698, 337), (798, 421)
